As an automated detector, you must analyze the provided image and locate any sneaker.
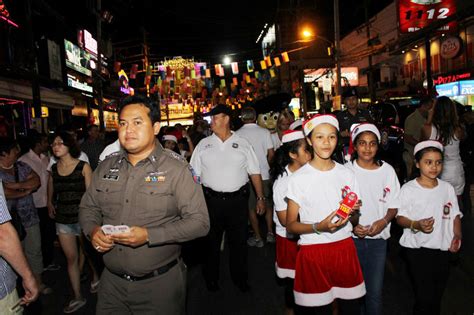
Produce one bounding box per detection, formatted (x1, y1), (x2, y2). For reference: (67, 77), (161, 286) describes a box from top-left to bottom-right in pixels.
(63, 298), (86, 314)
(247, 236), (264, 248)
(43, 263), (61, 272)
(266, 232), (276, 243)
(90, 280), (100, 293)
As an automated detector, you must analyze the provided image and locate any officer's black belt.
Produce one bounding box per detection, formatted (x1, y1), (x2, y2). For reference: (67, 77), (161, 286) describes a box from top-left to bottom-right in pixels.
(110, 258), (178, 282)
(203, 184), (248, 199)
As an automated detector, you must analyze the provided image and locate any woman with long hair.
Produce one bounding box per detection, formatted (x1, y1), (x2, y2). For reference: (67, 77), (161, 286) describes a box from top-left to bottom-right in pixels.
(421, 96), (465, 198)
(47, 131), (93, 313)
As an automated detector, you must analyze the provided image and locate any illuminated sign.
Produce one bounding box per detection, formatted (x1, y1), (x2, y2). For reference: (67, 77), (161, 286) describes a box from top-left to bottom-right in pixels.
(398, 0), (456, 33)
(440, 36), (462, 59)
(92, 109), (118, 131)
(64, 39), (92, 76)
(436, 82), (459, 97)
(83, 30), (98, 55)
(67, 73), (93, 93)
(460, 80), (474, 95)
(433, 72), (471, 85)
(304, 67), (359, 86)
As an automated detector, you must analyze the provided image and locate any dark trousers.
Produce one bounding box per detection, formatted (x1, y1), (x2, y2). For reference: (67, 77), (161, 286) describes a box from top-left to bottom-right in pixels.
(405, 247), (450, 315)
(37, 207), (55, 267)
(203, 188), (249, 285)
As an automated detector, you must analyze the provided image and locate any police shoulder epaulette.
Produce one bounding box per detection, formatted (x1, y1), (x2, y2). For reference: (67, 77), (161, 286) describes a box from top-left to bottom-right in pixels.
(164, 149), (187, 163)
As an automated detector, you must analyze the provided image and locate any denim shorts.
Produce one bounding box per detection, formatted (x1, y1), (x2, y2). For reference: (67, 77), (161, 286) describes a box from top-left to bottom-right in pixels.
(56, 223), (81, 236)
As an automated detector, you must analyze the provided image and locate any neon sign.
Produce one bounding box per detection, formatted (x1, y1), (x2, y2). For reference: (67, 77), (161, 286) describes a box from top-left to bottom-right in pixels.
(398, 0), (456, 34)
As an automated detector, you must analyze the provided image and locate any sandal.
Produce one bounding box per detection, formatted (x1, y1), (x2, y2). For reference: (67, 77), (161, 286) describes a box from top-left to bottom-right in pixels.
(63, 298), (86, 313)
(90, 280), (100, 293)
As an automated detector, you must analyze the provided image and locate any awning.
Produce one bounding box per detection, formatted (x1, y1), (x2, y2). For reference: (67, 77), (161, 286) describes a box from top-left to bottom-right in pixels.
(0, 77), (74, 109)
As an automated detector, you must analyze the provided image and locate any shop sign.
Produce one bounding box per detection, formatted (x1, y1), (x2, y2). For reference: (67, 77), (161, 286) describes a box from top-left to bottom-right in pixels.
(67, 74), (93, 93)
(435, 82), (459, 97)
(398, 0), (456, 33)
(433, 72), (471, 85)
(440, 36), (462, 59)
(460, 80), (474, 95)
(304, 67), (359, 86)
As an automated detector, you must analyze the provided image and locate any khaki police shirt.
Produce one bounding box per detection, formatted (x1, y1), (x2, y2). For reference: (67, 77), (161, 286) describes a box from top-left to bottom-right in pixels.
(336, 109), (373, 146)
(79, 141), (209, 277)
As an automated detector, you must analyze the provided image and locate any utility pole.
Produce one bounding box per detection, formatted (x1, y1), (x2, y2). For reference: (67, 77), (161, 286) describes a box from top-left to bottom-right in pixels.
(334, 0), (342, 97)
(425, 36), (432, 94)
(366, 0), (375, 103)
(96, 0), (105, 131)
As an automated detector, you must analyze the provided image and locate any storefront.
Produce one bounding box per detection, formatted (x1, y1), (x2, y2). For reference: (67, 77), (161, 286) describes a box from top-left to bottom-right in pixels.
(0, 77), (74, 136)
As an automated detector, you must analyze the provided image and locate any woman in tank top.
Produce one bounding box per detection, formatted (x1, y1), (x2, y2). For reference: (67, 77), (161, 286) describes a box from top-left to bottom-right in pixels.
(47, 131), (92, 313)
(421, 96), (465, 198)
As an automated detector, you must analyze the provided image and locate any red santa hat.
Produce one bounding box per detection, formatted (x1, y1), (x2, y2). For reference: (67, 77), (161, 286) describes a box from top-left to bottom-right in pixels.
(282, 130), (304, 144)
(414, 140), (444, 155)
(289, 119), (303, 130)
(303, 114), (339, 136)
(346, 123), (381, 159)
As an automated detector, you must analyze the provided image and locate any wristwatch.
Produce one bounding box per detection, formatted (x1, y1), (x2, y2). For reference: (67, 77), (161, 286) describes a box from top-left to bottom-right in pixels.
(256, 196), (266, 201)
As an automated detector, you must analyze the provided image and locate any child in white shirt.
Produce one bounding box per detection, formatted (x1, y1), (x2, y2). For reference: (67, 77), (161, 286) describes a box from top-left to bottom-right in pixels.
(396, 140), (462, 315)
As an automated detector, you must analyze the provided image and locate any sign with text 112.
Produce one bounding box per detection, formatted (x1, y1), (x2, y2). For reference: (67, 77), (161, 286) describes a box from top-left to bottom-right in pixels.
(398, 0), (457, 34)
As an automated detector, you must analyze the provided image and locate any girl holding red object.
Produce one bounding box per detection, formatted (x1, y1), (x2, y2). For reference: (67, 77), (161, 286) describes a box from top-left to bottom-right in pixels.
(286, 115), (365, 314)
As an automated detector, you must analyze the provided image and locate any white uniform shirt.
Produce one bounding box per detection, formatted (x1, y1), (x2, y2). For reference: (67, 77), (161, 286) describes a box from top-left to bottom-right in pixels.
(235, 123), (274, 180)
(18, 150), (50, 208)
(273, 166), (293, 237)
(287, 162), (360, 245)
(346, 160), (401, 240)
(398, 179), (462, 251)
(271, 132), (282, 150)
(190, 132), (260, 192)
(47, 151), (89, 172)
(99, 139), (122, 162)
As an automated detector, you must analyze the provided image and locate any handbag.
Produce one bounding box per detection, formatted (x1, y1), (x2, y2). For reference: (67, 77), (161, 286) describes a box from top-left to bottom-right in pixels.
(8, 163), (27, 241)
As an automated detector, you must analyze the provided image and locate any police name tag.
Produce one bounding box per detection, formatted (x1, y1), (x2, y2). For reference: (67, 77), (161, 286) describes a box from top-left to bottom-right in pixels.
(103, 174), (119, 181)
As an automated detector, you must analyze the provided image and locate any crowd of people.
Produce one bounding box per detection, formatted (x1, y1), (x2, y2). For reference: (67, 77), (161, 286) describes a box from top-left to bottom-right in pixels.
(0, 91), (471, 315)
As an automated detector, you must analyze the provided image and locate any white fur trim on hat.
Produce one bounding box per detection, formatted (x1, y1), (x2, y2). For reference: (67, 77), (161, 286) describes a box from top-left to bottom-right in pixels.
(303, 114), (339, 135)
(414, 140), (444, 156)
(350, 123), (381, 143)
(282, 130), (304, 143)
(162, 135), (178, 143)
(289, 120), (303, 130)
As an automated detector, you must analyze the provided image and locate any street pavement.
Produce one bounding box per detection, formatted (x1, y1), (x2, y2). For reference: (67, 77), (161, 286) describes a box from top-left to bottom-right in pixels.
(26, 190), (474, 315)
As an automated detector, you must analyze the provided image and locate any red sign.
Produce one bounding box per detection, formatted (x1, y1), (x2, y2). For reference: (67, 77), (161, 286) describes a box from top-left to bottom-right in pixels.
(398, 0), (457, 34)
(433, 72), (471, 85)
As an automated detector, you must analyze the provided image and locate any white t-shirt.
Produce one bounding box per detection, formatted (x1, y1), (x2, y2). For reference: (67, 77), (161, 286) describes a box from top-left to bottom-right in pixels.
(346, 160), (401, 240)
(47, 151), (89, 172)
(98, 139), (121, 162)
(235, 123), (274, 180)
(190, 132), (260, 192)
(287, 162), (360, 245)
(273, 166), (293, 238)
(18, 150), (50, 208)
(271, 132), (282, 150)
(397, 179), (462, 251)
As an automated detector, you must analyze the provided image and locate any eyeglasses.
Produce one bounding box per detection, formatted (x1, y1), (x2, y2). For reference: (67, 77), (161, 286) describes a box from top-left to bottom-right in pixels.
(51, 141), (64, 147)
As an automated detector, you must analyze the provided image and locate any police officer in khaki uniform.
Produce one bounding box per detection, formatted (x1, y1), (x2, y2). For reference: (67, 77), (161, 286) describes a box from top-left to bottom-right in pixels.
(79, 95), (210, 315)
(336, 87), (373, 152)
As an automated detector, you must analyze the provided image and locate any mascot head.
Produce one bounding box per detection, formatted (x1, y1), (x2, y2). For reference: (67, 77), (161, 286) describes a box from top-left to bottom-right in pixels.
(257, 111), (279, 132)
(253, 93), (291, 133)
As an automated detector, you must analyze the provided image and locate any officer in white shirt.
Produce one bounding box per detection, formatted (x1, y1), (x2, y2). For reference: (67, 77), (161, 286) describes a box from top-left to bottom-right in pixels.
(235, 107), (275, 247)
(190, 104), (265, 293)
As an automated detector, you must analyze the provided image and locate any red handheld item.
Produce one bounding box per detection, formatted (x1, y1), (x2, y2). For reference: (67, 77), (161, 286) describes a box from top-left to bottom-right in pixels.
(336, 192), (358, 220)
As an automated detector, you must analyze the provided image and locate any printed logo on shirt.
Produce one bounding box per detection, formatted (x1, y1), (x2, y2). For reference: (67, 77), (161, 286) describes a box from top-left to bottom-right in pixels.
(442, 202), (452, 219)
(341, 185), (351, 199)
(232, 143), (239, 148)
(187, 165), (201, 184)
(204, 144), (213, 150)
(379, 187), (391, 203)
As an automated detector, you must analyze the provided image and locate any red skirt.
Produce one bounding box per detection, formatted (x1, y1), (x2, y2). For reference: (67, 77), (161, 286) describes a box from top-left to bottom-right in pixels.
(275, 234), (298, 279)
(293, 237), (366, 307)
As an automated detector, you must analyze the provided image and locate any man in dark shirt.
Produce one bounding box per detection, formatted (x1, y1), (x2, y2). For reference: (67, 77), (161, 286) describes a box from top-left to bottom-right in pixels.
(79, 95), (210, 314)
(336, 87), (373, 152)
(80, 125), (105, 170)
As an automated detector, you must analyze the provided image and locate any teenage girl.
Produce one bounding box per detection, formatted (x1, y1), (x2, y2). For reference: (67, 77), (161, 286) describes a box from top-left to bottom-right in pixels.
(396, 140), (462, 315)
(286, 114), (366, 314)
(346, 123), (400, 315)
(271, 130), (311, 315)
